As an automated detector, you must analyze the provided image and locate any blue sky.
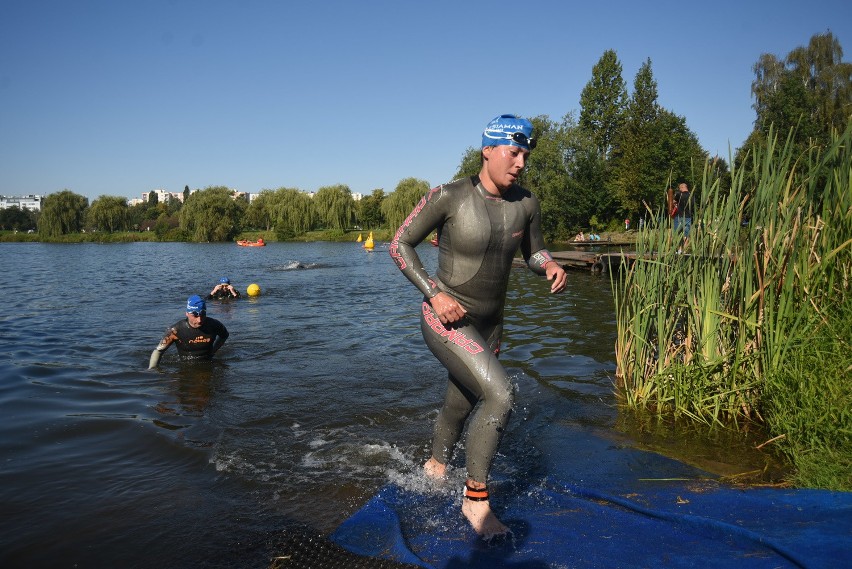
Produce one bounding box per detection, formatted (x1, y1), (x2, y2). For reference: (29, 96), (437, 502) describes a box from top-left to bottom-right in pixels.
(2, 0), (850, 203)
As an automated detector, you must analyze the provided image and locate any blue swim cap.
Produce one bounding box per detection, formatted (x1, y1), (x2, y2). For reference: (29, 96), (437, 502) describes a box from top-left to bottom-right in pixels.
(219, 277), (230, 284)
(482, 114), (535, 149)
(186, 295), (206, 313)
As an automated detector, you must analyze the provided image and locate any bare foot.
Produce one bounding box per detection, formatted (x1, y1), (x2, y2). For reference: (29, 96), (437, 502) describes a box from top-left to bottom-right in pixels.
(423, 457), (447, 480)
(462, 497), (511, 540)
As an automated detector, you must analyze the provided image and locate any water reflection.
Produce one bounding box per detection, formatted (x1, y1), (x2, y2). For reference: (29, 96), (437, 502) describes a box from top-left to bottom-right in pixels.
(151, 362), (228, 451)
(156, 363), (211, 410)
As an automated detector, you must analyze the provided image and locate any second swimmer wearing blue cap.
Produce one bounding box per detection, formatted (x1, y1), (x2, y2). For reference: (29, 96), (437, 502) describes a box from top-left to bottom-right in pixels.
(208, 277), (241, 300)
(390, 114), (567, 539)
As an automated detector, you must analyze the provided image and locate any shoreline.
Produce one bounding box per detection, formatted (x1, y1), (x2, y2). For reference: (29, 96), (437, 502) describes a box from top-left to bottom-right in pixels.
(1, 229), (639, 246)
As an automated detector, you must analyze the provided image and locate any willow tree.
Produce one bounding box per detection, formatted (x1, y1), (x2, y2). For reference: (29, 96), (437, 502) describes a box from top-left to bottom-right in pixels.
(38, 190), (88, 238)
(313, 184), (355, 231)
(87, 195), (129, 232)
(243, 189), (277, 231)
(179, 186), (244, 242)
(273, 187), (315, 238)
(381, 177), (430, 232)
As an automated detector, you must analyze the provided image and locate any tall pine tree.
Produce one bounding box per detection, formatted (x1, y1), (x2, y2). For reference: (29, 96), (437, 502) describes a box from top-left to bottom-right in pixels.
(579, 49), (627, 160)
(611, 59), (707, 216)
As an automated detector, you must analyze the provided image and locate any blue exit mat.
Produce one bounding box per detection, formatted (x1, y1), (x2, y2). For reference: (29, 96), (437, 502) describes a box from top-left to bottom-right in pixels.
(331, 428), (852, 568)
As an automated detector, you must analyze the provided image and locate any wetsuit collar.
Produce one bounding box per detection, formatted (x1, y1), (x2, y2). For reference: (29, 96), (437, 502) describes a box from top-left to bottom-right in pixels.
(473, 175), (510, 200)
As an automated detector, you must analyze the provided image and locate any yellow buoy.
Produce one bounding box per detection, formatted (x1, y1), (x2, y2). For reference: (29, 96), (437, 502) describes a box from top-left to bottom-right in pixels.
(247, 283), (261, 297)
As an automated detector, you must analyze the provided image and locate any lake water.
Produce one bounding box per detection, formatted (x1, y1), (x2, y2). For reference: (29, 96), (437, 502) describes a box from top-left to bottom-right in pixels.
(0, 241), (765, 568)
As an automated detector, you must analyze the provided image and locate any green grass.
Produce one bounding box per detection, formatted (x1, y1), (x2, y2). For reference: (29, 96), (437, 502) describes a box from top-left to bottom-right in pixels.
(1, 230), (160, 243)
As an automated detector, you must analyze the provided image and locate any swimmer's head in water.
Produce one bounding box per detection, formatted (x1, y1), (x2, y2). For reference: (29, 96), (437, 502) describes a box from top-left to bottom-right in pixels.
(482, 114), (535, 150)
(219, 277), (230, 284)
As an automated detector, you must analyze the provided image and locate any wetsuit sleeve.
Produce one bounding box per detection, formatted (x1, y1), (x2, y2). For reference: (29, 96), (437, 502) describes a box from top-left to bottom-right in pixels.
(389, 187), (446, 298)
(209, 320), (229, 356)
(149, 326), (178, 368)
(148, 350), (162, 369)
(519, 192), (555, 276)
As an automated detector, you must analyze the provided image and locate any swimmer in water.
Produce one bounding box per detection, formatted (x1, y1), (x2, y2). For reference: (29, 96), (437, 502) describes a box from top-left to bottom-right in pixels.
(148, 295), (229, 369)
(208, 276), (241, 299)
(389, 114), (567, 539)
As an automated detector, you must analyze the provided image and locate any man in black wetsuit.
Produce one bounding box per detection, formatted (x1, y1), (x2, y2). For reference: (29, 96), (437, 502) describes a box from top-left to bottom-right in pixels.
(390, 114), (567, 539)
(148, 295), (229, 369)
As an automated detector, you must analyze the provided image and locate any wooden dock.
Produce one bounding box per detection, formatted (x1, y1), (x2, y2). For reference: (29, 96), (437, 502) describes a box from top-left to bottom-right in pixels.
(513, 247), (640, 273)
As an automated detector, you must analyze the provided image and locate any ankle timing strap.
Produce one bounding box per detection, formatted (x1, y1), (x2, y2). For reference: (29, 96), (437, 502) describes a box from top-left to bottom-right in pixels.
(464, 484), (489, 502)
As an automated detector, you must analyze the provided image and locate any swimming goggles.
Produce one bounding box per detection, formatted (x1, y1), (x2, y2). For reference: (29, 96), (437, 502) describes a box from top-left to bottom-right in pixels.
(495, 131), (537, 149)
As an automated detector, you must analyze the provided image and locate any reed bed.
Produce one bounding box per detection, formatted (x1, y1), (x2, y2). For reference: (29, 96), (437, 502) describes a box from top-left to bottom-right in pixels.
(613, 126), (852, 489)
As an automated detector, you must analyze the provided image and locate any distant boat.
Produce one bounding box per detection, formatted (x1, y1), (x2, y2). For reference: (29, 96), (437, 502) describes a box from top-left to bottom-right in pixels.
(356, 233), (363, 242)
(237, 237), (266, 247)
(363, 232), (374, 250)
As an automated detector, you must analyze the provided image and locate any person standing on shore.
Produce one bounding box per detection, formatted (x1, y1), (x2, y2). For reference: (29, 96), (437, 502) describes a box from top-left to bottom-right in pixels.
(673, 182), (694, 242)
(389, 114), (567, 539)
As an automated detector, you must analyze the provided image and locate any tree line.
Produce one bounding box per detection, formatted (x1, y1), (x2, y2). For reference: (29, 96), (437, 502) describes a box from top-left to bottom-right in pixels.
(19, 32), (849, 243)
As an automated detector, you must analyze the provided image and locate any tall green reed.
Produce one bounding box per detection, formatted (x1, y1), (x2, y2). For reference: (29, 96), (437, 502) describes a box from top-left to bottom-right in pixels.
(613, 121), (852, 479)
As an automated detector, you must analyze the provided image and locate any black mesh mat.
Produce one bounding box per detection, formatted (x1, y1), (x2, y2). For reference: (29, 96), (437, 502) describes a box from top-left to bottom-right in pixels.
(269, 525), (420, 569)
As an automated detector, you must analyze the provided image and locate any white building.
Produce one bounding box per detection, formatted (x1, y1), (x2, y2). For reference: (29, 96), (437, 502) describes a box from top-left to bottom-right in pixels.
(142, 189), (183, 204)
(140, 188), (254, 204)
(0, 195), (43, 212)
